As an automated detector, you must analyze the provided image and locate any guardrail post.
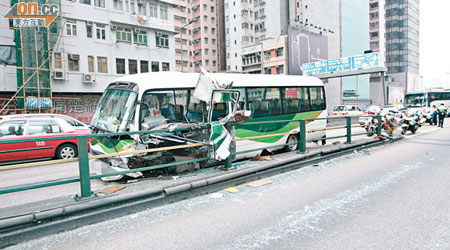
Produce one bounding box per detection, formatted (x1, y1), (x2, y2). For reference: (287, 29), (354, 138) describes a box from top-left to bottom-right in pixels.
(346, 116), (352, 144)
(377, 115), (382, 136)
(298, 119), (306, 153)
(77, 135), (92, 198)
(224, 122), (232, 170)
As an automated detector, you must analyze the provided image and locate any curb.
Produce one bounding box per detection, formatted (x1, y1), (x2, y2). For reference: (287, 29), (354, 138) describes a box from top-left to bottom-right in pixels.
(0, 136), (402, 247)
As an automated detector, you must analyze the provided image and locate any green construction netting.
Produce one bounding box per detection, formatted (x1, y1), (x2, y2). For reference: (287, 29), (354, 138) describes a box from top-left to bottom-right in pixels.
(13, 0), (61, 109)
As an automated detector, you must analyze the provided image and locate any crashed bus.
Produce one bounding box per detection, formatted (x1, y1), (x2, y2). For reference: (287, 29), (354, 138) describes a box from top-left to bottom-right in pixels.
(89, 71), (327, 180)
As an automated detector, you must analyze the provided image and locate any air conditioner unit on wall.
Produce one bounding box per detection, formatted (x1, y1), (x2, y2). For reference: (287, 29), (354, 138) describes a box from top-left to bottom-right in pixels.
(111, 25), (117, 31)
(156, 32), (162, 37)
(133, 27), (141, 34)
(52, 71), (65, 80)
(82, 73), (96, 83)
(68, 54), (80, 61)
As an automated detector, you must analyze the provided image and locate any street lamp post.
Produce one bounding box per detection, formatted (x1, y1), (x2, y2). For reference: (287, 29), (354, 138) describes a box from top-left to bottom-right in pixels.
(180, 19), (196, 72)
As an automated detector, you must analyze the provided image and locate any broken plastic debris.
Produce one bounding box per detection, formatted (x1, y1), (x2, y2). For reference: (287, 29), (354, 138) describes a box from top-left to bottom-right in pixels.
(224, 187), (240, 193)
(98, 185), (126, 194)
(246, 179), (273, 188)
(210, 193), (223, 199)
(252, 155), (271, 161)
(172, 176), (179, 180)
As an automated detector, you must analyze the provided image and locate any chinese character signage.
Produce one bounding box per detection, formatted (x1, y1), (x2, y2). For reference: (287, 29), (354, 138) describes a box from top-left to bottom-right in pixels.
(301, 52), (380, 76)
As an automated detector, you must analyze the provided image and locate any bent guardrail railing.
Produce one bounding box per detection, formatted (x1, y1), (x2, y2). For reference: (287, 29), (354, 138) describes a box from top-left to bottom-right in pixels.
(0, 115), (383, 199)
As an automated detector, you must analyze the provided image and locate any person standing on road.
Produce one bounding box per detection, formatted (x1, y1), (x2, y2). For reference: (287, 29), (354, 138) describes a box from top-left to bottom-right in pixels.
(437, 102), (448, 128)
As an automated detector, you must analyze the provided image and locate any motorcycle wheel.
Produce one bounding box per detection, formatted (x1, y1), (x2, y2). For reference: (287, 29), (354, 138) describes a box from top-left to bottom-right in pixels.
(401, 128), (407, 135)
(411, 126), (417, 134)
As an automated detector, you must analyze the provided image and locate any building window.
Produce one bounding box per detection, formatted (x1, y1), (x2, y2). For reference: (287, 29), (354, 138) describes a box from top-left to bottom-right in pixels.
(86, 23), (93, 38)
(264, 67), (270, 74)
(138, 2), (147, 15)
(160, 5), (168, 20)
(203, 4), (207, 10)
(54, 53), (62, 68)
(113, 0), (123, 10)
(264, 51), (270, 59)
(94, 0), (105, 7)
(149, 3), (158, 18)
(96, 24), (106, 40)
(276, 65), (284, 74)
(213, 60), (216, 67)
(80, 0), (91, 5)
(156, 33), (169, 48)
(205, 60), (209, 66)
(130, 0), (135, 13)
(129, 59), (138, 74)
(204, 26), (208, 33)
(204, 15), (208, 22)
(66, 20), (77, 36)
(116, 26), (132, 43)
(205, 48), (209, 55)
(151, 61), (159, 72)
(204, 37), (208, 44)
(210, 6), (214, 13)
(162, 62), (169, 71)
(211, 28), (215, 34)
(276, 48), (283, 57)
(212, 39), (216, 45)
(134, 30), (148, 45)
(68, 54), (79, 71)
(88, 56), (94, 72)
(116, 58), (126, 74)
(212, 50), (216, 56)
(97, 56), (108, 73)
(140, 60), (149, 73)
(211, 17), (215, 23)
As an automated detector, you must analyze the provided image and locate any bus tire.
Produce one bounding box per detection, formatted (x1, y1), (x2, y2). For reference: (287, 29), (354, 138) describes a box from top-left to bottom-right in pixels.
(284, 135), (299, 152)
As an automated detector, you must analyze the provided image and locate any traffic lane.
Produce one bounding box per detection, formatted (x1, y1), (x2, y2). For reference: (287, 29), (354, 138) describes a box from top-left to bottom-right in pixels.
(8, 123), (450, 249)
(0, 161), (106, 209)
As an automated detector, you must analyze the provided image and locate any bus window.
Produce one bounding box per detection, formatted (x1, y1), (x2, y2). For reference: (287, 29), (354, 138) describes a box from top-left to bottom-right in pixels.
(283, 87), (311, 113)
(310, 87), (325, 111)
(246, 87), (281, 117)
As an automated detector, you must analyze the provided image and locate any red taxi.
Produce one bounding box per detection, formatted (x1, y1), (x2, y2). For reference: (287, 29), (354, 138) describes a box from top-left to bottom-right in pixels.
(0, 114), (90, 163)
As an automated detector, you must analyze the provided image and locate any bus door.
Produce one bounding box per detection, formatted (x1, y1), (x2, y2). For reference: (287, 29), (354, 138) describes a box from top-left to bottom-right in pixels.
(208, 90), (241, 122)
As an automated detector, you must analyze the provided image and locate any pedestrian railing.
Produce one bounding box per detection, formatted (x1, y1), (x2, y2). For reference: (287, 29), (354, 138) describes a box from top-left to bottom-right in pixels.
(0, 115), (383, 198)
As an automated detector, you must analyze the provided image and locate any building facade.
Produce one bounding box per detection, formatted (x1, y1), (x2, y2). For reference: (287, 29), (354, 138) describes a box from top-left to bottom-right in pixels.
(385, 0), (421, 96)
(224, 0), (289, 72)
(241, 36), (288, 75)
(173, 0), (220, 72)
(0, 0), (176, 120)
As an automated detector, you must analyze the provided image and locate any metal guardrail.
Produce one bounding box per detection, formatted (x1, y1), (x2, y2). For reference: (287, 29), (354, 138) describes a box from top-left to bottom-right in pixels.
(0, 115), (383, 198)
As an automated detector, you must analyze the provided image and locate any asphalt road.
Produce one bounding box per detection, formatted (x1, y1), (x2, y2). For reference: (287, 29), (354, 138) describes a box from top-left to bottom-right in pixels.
(6, 123), (450, 249)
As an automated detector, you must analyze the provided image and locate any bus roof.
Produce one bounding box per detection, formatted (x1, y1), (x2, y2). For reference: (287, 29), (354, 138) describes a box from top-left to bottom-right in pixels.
(111, 72), (324, 95)
(405, 91), (426, 95)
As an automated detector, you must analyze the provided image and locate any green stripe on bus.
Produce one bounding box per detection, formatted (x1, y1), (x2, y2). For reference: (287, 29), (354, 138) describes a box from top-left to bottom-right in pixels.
(235, 111), (323, 143)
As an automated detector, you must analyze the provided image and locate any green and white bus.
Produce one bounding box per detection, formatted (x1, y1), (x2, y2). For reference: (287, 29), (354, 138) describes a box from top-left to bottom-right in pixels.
(90, 72), (327, 179)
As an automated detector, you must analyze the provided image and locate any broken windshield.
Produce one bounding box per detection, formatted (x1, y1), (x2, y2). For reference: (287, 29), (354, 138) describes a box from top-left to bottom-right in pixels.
(91, 89), (137, 132)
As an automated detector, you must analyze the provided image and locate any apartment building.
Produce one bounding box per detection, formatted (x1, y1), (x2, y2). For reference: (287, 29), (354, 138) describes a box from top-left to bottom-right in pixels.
(173, 0), (220, 72)
(242, 36), (288, 75)
(0, 0), (176, 120)
(224, 0), (289, 72)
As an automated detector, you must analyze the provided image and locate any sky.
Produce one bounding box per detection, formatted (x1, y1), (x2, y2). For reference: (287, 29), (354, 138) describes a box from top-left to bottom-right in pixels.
(420, 1), (450, 88)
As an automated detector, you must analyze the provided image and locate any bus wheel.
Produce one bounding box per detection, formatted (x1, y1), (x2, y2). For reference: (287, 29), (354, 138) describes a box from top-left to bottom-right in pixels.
(284, 135), (299, 152)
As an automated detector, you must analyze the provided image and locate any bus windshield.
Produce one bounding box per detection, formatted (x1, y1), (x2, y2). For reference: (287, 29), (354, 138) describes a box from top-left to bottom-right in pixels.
(405, 94), (425, 108)
(428, 92), (450, 105)
(91, 89), (137, 132)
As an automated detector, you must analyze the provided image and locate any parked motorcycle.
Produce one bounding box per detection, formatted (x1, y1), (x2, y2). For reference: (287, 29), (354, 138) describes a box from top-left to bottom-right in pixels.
(359, 116), (378, 136)
(401, 111), (423, 135)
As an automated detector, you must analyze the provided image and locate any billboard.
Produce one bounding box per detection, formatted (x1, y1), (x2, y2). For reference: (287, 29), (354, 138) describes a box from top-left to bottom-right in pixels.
(302, 52), (380, 76)
(288, 27), (328, 75)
